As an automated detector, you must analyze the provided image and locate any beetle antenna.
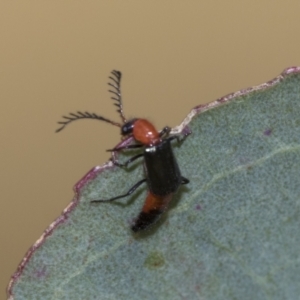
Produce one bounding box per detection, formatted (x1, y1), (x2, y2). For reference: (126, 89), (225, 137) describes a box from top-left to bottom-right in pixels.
(55, 111), (122, 133)
(108, 70), (127, 124)
(55, 70), (127, 133)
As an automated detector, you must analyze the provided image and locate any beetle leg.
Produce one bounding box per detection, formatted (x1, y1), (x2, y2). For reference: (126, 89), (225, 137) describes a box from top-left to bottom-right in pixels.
(181, 176), (189, 185)
(159, 126), (171, 138)
(166, 132), (190, 145)
(164, 135), (179, 144)
(106, 144), (143, 152)
(112, 153), (144, 167)
(91, 178), (147, 203)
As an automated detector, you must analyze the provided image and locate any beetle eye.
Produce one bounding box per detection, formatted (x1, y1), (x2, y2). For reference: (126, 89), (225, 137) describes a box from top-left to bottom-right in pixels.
(121, 119), (137, 136)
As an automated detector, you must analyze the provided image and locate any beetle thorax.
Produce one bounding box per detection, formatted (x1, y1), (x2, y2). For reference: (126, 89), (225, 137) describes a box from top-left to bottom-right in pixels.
(133, 119), (160, 146)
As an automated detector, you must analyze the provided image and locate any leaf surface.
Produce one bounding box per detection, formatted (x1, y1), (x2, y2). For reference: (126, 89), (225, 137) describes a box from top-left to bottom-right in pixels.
(8, 67), (300, 300)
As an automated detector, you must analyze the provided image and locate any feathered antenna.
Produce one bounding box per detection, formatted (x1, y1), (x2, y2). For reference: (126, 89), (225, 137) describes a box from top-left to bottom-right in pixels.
(55, 70), (126, 133)
(55, 111), (122, 133)
(108, 70), (127, 123)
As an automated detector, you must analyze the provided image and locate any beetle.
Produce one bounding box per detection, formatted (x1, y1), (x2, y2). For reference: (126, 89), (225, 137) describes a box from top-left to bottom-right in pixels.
(56, 70), (190, 232)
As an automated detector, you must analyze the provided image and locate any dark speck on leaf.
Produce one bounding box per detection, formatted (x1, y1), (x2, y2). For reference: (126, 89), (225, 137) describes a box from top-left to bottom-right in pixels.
(264, 128), (272, 136)
(195, 204), (202, 210)
(144, 251), (165, 269)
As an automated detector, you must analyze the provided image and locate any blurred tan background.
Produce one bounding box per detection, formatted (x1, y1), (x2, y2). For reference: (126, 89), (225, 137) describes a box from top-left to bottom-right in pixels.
(1, 1), (300, 298)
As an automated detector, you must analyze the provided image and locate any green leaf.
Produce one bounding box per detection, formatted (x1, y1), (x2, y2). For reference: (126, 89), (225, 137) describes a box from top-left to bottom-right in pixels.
(8, 67), (300, 300)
